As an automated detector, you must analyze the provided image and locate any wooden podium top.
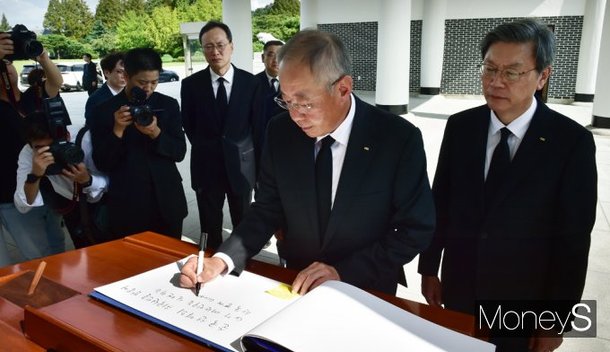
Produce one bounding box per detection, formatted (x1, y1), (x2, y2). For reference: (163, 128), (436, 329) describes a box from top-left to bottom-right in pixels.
(0, 232), (477, 351)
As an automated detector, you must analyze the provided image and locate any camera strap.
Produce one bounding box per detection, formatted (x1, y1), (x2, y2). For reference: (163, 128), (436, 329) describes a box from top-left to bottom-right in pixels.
(75, 125), (98, 246)
(0, 59), (24, 116)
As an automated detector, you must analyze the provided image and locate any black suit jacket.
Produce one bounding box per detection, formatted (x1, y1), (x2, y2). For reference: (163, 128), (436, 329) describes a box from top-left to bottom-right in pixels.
(219, 96), (436, 294)
(90, 90), (187, 236)
(418, 101), (597, 314)
(254, 71), (283, 149)
(82, 62), (98, 90)
(85, 83), (114, 123)
(181, 66), (262, 195)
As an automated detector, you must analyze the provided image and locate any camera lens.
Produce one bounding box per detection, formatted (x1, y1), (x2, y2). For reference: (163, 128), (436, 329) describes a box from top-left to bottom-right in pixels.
(24, 40), (44, 58)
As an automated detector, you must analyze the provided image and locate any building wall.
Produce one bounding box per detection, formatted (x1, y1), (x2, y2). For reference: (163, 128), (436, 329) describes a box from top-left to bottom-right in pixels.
(312, 0), (586, 99)
(442, 16), (583, 100)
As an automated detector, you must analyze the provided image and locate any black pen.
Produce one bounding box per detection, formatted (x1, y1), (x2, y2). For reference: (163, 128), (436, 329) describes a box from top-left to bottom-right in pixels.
(195, 232), (208, 296)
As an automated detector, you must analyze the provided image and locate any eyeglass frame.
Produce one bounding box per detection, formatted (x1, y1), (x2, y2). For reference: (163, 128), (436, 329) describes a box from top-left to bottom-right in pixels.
(202, 41), (231, 53)
(479, 63), (538, 82)
(274, 74), (347, 113)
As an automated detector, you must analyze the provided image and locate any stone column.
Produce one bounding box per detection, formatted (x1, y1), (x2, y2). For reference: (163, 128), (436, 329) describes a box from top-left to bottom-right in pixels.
(420, 0), (446, 95)
(592, 0), (610, 128)
(575, 0), (606, 102)
(375, 0), (411, 114)
(223, 0), (253, 72)
(300, 0), (319, 30)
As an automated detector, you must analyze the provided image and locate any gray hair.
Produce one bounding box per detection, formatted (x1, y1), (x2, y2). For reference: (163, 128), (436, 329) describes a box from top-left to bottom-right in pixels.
(277, 29), (351, 90)
(480, 18), (555, 72)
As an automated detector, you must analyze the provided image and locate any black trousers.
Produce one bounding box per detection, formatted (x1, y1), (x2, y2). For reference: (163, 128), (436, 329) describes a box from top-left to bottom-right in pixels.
(195, 187), (251, 250)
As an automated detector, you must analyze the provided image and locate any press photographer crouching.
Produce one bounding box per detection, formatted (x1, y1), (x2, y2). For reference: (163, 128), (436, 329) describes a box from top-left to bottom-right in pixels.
(14, 100), (109, 249)
(90, 47), (187, 240)
(0, 25), (66, 266)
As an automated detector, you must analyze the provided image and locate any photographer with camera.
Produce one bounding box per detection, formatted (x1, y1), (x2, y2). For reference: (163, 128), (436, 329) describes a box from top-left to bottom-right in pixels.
(90, 47), (187, 240)
(0, 25), (66, 266)
(14, 110), (108, 249)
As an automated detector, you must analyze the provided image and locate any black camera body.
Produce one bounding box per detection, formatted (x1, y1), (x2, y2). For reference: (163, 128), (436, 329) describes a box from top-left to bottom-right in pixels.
(129, 86), (155, 126)
(4, 24), (43, 61)
(43, 97), (84, 175)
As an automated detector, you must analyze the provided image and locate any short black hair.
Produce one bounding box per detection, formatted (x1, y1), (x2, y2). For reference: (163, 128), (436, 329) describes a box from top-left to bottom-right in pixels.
(27, 68), (45, 86)
(100, 52), (125, 74)
(23, 111), (50, 142)
(481, 18), (555, 72)
(83, 53), (92, 59)
(123, 48), (162, 76)
(263, 40), (284, 52)
(199, 21), (233, 45)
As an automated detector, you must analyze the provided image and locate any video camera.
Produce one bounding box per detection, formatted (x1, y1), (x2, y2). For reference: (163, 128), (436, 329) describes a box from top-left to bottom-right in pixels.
(4, 24), (43, 62)
(43, 97), (85, 175)
(129, 86), (158, 126)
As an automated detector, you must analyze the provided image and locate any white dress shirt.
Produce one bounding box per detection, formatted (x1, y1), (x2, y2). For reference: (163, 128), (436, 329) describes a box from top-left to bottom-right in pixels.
(210, 65), (235, 101)
(485, 97), (537, 179)
(14, 125), (109, 213)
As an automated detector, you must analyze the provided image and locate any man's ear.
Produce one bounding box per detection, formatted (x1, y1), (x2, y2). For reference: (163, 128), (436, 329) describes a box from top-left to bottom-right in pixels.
(337, 75), (353, 98)
(537, 66), (551, 91)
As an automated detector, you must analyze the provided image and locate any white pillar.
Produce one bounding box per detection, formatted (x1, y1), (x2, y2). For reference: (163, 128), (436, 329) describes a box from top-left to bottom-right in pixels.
(575, 0), (606, 102)
(375, 0), (411, 114)
(222, 0), (253, 72)
(592, 0), (610, 128)
(300, 0), (319, 30)
(420, 0), (446, 95)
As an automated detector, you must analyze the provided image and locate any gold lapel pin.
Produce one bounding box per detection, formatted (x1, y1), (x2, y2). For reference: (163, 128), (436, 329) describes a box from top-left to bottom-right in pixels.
(363, 146), (370, 151)
(539, 137), (546, 142)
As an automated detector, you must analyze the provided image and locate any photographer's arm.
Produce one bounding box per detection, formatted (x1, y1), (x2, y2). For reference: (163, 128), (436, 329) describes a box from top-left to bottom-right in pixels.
(0, 33), (13, 60)
(150, 98), (186, 162)
(36, 51), (62, 98)
(14, 145), (52, 213)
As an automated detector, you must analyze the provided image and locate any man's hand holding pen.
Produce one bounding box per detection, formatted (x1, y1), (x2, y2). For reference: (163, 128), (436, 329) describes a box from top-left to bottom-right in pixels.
(179, 256), (227, 290)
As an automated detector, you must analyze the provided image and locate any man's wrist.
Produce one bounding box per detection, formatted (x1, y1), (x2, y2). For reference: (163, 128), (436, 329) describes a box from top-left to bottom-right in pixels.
(80, 176), (92, 188)
(25, 173), (42, 184)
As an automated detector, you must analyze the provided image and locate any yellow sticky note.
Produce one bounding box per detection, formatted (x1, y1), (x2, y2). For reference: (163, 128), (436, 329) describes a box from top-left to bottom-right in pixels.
(265, 283), (300, 300)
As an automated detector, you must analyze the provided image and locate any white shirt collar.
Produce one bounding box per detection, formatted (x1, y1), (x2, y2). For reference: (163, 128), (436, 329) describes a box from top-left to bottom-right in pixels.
(108, 84), (123, 96)
(489, 97), (537, 140)
(210, 64), (234, 84)
(317, 94), (356, 147)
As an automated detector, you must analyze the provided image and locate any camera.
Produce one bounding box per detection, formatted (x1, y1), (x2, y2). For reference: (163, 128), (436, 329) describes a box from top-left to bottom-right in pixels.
(129, 86), (155, 126)
(4, 24), (43, 61)
(43, 96), (84, 175)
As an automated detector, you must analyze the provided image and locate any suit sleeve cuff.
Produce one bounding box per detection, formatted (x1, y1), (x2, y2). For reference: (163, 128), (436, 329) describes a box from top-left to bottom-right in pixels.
(213, 252), (235, 276)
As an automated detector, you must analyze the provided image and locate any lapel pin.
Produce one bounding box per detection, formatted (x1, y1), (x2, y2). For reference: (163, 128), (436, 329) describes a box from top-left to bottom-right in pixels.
(363, 146), (370, 151)
(539, 137), (546, 142)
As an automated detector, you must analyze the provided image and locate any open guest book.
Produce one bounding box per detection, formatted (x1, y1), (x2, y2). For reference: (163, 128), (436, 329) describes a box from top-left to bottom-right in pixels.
(90, 258), (495, 352)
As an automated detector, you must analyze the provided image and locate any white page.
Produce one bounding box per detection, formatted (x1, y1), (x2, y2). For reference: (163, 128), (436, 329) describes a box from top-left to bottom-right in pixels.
(243, 280), (496, 352)
(93, 260), (299, 351)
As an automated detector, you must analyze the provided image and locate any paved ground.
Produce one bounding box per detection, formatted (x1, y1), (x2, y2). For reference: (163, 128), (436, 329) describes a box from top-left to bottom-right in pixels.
(4, 69), (609, 350)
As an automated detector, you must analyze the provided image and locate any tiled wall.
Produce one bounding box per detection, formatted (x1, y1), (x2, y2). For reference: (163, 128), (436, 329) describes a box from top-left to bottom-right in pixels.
(443, 16), (583, 100)
(319, 16), (582, 100)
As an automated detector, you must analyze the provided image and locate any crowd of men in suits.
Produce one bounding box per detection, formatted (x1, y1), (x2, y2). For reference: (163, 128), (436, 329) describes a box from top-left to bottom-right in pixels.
(1, 19), (597, 352)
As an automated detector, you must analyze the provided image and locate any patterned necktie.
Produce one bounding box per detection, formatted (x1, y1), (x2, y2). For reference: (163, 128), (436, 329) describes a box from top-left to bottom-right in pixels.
(216, 77), (228, 117)
(485, 127), (512, 205)
(316, 136), (335, 240)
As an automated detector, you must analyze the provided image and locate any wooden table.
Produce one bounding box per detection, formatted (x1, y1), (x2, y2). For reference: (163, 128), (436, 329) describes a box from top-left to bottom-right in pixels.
(0, 232), (477, 351)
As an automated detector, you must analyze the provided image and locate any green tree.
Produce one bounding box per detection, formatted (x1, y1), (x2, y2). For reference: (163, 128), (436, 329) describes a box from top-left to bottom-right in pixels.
(95, 0), (122, 30)
(39, 33), (88, 59)
(116, 11), (153, 50)
(123, 0), (146, 14)
(149, 6), (182, 56)
(43, 0), (94, 39)
(44, 0), (64, 34)
(268, 0), (299, 16)
(91, 32), (119, 57)
(176, 0), (221, 22)
(0, 13), (10, 31)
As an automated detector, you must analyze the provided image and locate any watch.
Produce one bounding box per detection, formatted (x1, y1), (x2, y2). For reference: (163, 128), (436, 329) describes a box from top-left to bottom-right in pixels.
(25, 173), (42, 184)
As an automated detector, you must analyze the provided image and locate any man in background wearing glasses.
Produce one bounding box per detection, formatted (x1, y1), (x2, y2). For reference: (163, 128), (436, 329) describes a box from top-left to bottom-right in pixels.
(418, 19), (596, 352)
(180, 29), (435, 297)
(181, 21), (262, 250)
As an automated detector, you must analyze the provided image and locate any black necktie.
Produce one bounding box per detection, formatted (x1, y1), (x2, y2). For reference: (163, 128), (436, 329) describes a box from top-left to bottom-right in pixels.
(271, 78), (278, 92)
(485, 127), (511, 205)
(316, 136), (335, 239)
(216, 77), (228, 117)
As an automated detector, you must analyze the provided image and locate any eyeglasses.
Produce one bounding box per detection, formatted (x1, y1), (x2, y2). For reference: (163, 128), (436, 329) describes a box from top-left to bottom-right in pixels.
(479, 63), (537, 82)
(203, 42), (230, 53)
(274, 75), (346, 113)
